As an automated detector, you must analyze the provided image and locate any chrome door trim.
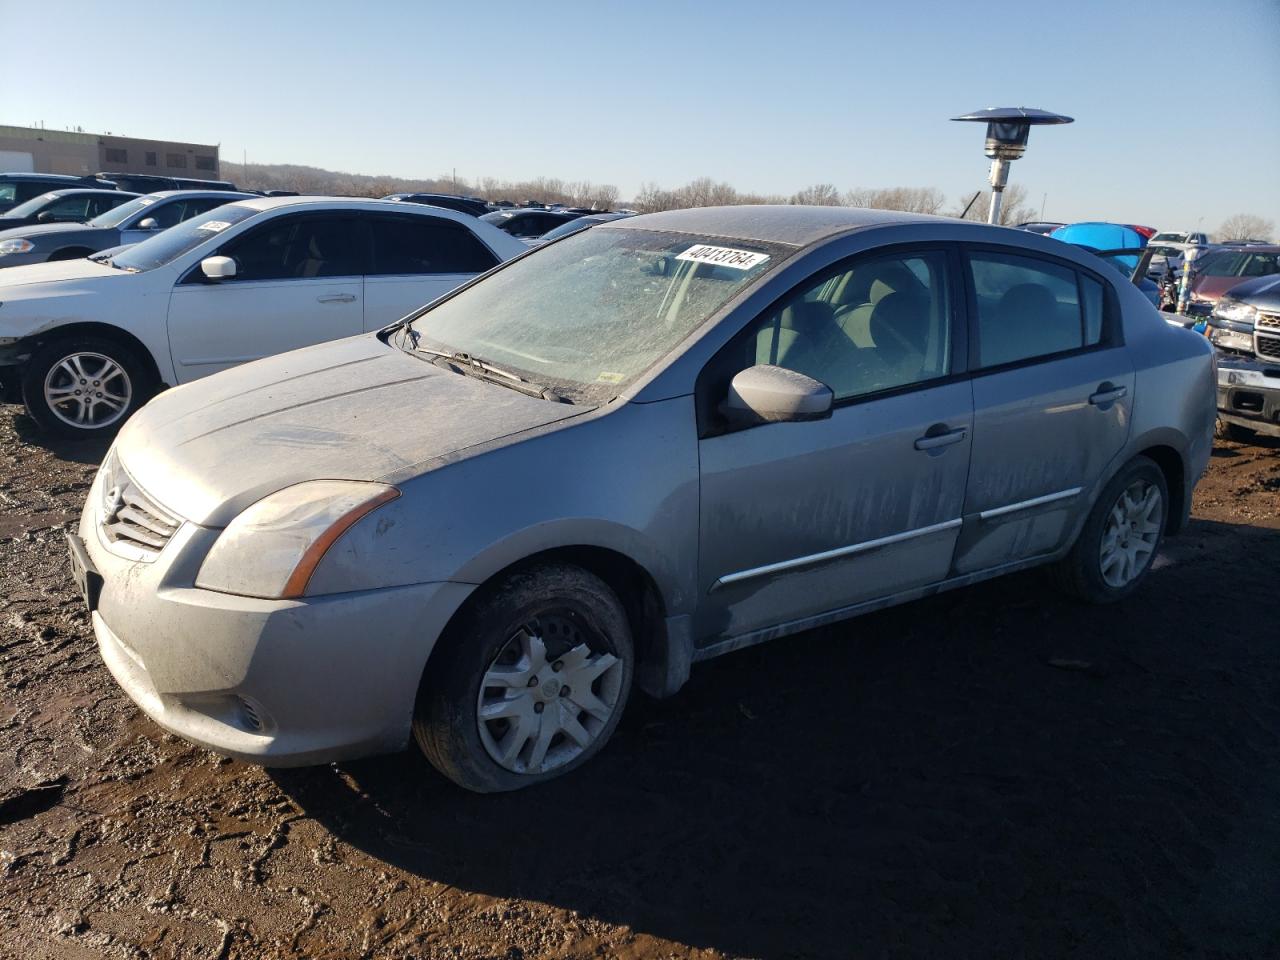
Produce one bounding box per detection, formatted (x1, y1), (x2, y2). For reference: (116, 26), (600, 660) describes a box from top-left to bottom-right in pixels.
(978, 487), (1083, 521)
(710, 518), (963, 591)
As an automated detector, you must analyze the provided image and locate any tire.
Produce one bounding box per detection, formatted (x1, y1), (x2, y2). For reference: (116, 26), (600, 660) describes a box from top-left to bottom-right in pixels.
(47, 248), (94, 261)
(21, 335), (153, 438)
(1215, 418), (1255, 443)
(1053, 456), (1168, 604)
(414, 563), (634, 793)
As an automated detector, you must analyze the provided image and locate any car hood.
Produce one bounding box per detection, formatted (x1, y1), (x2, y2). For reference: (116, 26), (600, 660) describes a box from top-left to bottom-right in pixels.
(0, 255), (131, 294)
(1222, 273), (1280, 311)
(116, 334), (592, 526)
(1191, 276), (1247, 302)
(0, 221), (104, 242)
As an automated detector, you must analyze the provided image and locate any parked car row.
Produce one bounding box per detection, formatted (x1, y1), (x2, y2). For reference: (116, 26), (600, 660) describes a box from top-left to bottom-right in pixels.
(0, 196), (525, 433)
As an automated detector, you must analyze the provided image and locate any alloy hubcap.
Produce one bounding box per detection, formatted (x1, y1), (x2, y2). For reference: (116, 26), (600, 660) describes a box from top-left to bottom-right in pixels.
(1099, 480), (1163, 588)
(477, 612), (622, 775)
(44, 352), (131, 429)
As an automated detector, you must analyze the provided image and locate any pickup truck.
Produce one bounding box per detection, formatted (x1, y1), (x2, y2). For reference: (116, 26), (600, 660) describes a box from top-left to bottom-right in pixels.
(1207, 273), (1280, 441)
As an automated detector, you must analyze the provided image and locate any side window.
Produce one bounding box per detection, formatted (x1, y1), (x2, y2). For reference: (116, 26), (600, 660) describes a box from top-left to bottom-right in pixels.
(221, 216), (365, 281)
(737, 251), (952, 401)
(368, 216), (499, 275)
(89, 196), (120, 218)
(47, 196), (94, 220)
(968, 252), (1089, 368)
(506, 215), (544, 238)
(146, 200), (190, 229)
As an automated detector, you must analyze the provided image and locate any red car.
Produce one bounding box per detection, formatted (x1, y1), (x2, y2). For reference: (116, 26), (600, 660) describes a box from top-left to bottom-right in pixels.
(1188, 245), (1280, 314)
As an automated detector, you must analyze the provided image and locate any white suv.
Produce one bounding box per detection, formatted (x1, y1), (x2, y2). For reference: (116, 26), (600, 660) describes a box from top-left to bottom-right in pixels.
(0, 197), (526, 435)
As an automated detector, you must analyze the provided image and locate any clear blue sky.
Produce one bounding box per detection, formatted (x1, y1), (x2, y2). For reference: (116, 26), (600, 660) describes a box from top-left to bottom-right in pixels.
(8, 0), (1279, 231)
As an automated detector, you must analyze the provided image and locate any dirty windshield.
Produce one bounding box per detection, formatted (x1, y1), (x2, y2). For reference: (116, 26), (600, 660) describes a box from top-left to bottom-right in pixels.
(404, 227), (785, 401)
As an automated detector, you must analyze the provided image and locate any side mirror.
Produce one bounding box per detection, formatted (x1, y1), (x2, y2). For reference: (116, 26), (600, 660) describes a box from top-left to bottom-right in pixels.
(137, 217), (160, 230)
(200, 255), (236, 281)
(723, 364), (833, 425)
(37, 211), (56, 222)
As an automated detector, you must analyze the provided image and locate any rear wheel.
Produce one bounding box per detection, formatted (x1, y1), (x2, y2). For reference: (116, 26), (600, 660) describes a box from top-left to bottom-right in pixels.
(1054, 456), (1167, 604)
(21, 336), (152, 438)
(414, 563), (633, 793)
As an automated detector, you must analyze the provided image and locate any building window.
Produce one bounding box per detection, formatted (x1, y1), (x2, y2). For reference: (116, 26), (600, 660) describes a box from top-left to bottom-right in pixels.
(105, 147), (128, 163)
(145, 151), (157, 167)
(195, 155), (216, 171)
(166, 153), (187, 169)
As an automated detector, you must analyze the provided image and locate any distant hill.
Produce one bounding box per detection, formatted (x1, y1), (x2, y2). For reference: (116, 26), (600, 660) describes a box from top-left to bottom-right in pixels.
(219, 161), (620, 209)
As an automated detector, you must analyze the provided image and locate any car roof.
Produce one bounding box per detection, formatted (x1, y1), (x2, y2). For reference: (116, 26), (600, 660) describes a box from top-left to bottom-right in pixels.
(140, 189), (259, 201)
(607, 205), (941, 246)
(24, 188), (138, 199)
(0, 172), (103, 181)
(224, 195), (501, 220)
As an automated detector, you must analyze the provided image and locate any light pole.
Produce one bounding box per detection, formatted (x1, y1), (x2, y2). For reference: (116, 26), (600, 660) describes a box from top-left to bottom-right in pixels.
(952, 107), (1074, 224)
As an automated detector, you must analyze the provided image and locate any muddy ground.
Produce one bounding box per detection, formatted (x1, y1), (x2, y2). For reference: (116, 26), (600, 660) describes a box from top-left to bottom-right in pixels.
(0, 402), (1277, 960)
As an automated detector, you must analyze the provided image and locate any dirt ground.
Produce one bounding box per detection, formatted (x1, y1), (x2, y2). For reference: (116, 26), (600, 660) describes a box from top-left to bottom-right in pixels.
(0, 403), (1277, 960)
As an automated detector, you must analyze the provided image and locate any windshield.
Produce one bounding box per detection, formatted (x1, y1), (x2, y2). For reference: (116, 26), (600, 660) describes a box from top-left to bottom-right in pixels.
(89, 195), (160, 228)
(2, 192), (59, 218)
(404, 227), (785, 401)
(1151, 232), (1187, 243)
(111, 204), (260, 271)
(539, 218), (599, 242)
(479, 211), (511, 224)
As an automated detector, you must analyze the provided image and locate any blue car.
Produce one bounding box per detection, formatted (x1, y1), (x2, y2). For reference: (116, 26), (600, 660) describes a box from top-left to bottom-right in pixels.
(1050, 222), (1161, 308)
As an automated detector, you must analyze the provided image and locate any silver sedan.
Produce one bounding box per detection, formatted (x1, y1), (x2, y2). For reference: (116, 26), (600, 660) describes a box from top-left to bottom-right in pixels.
(72, 206), (1216, 792)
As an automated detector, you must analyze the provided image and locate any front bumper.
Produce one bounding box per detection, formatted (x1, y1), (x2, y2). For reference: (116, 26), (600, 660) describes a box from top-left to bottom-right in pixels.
(1216, 352), (1280, 437)
(79, 470), (474, 766)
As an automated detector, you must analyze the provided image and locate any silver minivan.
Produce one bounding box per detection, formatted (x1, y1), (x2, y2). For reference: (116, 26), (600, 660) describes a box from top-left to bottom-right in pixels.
(72, 206), (1216, 792)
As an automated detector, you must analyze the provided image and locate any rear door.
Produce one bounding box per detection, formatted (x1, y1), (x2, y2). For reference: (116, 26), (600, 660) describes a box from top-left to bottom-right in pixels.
(953, 247), (1134, 574)
(362, 213), (502, 329)
(166, 213), (366, 382)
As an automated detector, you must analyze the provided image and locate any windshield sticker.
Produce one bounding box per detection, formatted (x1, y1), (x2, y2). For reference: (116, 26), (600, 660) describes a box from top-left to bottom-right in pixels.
(595, 371), (625, 384)
(137, 197), (156, 205)
(675, 244), (769, 270)
(196, 220), (232, 232)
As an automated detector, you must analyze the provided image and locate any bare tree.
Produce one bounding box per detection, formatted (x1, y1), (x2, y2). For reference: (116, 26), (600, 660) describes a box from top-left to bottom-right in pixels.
(790, 183), (842, 206)
(949, 183), (1035, 225)
(1216, 213), (1275, 242)
(845, 186), (946, 214)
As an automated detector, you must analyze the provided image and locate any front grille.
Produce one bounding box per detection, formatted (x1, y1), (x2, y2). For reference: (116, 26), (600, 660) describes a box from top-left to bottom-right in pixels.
(97, 451), (180, 560)
(1256, 333), (1280, 362)
(1257, 311), (1280, 330)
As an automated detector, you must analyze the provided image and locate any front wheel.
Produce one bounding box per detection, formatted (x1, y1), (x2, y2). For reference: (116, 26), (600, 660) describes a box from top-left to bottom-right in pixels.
(21, 336), (152, 438)
(414, 563), (633, 793)
(1054, 456), (1168, 604)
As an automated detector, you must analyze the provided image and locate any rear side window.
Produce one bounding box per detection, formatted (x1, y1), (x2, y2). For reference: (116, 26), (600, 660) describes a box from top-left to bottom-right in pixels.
(368, 216), (498, 275)
(968, 252), (1095, 368)
(223, 216), (366, 281)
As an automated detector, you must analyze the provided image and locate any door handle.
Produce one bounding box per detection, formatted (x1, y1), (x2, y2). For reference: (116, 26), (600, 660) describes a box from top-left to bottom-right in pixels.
(914, 427), (967, 451)
(317, 293), (356, 303)
(1089, 384), (1127, 406)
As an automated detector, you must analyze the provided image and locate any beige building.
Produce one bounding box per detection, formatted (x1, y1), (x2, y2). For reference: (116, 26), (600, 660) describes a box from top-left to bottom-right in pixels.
(0, 124), (219, 180)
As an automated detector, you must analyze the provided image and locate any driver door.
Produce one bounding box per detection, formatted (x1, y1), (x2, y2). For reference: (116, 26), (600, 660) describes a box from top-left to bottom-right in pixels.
(166, 213), (366, 382)
(696, 248), (972, 643)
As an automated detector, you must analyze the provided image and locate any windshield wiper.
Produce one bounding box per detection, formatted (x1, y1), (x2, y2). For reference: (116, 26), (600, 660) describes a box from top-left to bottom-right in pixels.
(402, 332), (568, 402)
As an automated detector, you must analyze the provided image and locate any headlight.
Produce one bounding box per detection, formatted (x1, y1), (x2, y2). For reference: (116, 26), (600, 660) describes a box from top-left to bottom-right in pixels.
(1213, 300), (1257, 323)
(195, 481), (400, 599)
(0, 238), (34, 256)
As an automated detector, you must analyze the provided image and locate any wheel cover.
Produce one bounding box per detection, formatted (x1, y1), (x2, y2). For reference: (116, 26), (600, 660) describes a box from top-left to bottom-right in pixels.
(1099, 479), (1163, 588)
(476, 610), (623, 776)
(43, 351), (132, 429)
